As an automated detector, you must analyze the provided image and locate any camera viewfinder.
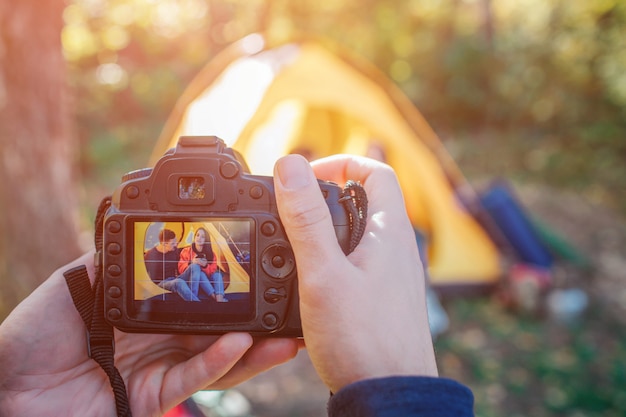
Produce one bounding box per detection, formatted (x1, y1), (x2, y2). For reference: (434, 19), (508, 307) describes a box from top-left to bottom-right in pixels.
(179, 177), (206, 200)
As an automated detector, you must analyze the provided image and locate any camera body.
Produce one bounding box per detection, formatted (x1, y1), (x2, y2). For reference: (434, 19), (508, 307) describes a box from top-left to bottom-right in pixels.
(101, 136), (351, 337)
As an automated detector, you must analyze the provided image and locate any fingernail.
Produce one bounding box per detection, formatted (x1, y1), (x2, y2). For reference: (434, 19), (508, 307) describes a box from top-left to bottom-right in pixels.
(276, 155), (312, 190)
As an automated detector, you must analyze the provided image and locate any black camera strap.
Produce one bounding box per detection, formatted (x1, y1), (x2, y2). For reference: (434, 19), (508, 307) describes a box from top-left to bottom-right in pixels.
(339, 180), (368, 254)
(63, 197), (132, 417)
(63, 181), (366, 417)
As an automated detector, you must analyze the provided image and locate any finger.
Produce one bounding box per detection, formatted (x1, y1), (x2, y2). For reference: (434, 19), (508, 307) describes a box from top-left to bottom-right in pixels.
(310, 155), (408, 221)
(205, 338), (299, 390)
(311, 155), (416, 251)
(158, 333), (253, 412)
(274, 155), (345, 271)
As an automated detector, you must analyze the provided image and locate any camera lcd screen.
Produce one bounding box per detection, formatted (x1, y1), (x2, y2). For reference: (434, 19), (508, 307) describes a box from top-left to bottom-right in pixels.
(129, 218), (254, 324)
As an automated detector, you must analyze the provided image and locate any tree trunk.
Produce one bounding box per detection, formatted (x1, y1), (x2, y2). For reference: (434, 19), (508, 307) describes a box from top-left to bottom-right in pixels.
(0, 0), (82, 319)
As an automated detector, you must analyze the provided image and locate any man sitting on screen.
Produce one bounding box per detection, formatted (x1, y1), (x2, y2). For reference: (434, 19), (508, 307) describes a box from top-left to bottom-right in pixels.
(144, 228), (213, 302)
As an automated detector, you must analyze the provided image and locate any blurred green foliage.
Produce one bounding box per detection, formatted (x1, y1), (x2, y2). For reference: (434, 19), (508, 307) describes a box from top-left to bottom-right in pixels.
(64, 0), (626, 217)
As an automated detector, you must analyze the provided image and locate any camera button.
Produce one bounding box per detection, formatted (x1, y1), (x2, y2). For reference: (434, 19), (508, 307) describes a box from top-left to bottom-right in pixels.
(107, 308), (122, 321)
(264, 287), (287, 303)
(108, 286), (122, 298)
(107, 265), (122, 276)
(249, 185), (264, 199)
(261, 221), (276, 236)
(107, 221), (121, 234)
(220, 161), (239, 178)
(272, 255), (285, 268)
(107, 243), (122, 255)
(125, 185), (140, 199)
(262, 313), (279, 329)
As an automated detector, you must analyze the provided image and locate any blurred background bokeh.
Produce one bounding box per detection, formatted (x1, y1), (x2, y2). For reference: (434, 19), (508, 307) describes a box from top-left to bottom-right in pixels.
(1, 1), (625, 416)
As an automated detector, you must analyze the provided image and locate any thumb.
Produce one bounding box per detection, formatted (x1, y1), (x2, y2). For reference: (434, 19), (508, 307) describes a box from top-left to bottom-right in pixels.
(273, 155), (344, 271)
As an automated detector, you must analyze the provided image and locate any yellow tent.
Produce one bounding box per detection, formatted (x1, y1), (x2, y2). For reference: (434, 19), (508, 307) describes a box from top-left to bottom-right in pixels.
(151, 34), (501, 291)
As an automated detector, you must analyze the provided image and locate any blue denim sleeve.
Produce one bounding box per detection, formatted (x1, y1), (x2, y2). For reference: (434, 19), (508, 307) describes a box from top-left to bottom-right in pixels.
(327, 376), (474, 417)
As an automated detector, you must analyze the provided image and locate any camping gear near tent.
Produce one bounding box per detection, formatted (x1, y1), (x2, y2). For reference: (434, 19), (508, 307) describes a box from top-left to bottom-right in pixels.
(480, 181), (554, 269)
(151, 33), (503, 292)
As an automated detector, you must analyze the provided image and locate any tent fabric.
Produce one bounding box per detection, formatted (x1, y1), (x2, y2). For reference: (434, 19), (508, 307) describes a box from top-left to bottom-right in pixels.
(152, 34), (502, 289)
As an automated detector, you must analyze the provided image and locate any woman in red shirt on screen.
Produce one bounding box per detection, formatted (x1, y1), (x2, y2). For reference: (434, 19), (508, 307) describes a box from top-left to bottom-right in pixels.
(178, 227), (228, 302)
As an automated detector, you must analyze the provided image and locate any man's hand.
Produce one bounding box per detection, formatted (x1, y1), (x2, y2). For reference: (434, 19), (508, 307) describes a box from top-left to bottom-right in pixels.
(0, 252), (298, 416)
(274, 154), (438, 394)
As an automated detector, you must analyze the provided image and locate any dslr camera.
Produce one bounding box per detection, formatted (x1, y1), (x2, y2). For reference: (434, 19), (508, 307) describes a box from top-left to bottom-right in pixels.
(101, 136), (354, 337)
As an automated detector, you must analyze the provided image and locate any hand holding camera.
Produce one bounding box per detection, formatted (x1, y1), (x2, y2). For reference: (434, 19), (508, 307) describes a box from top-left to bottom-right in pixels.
(275, 154), (438, 393)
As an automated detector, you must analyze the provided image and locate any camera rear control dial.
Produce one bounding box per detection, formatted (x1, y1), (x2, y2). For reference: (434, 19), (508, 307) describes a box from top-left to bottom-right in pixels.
(261, 244), (295, 280)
